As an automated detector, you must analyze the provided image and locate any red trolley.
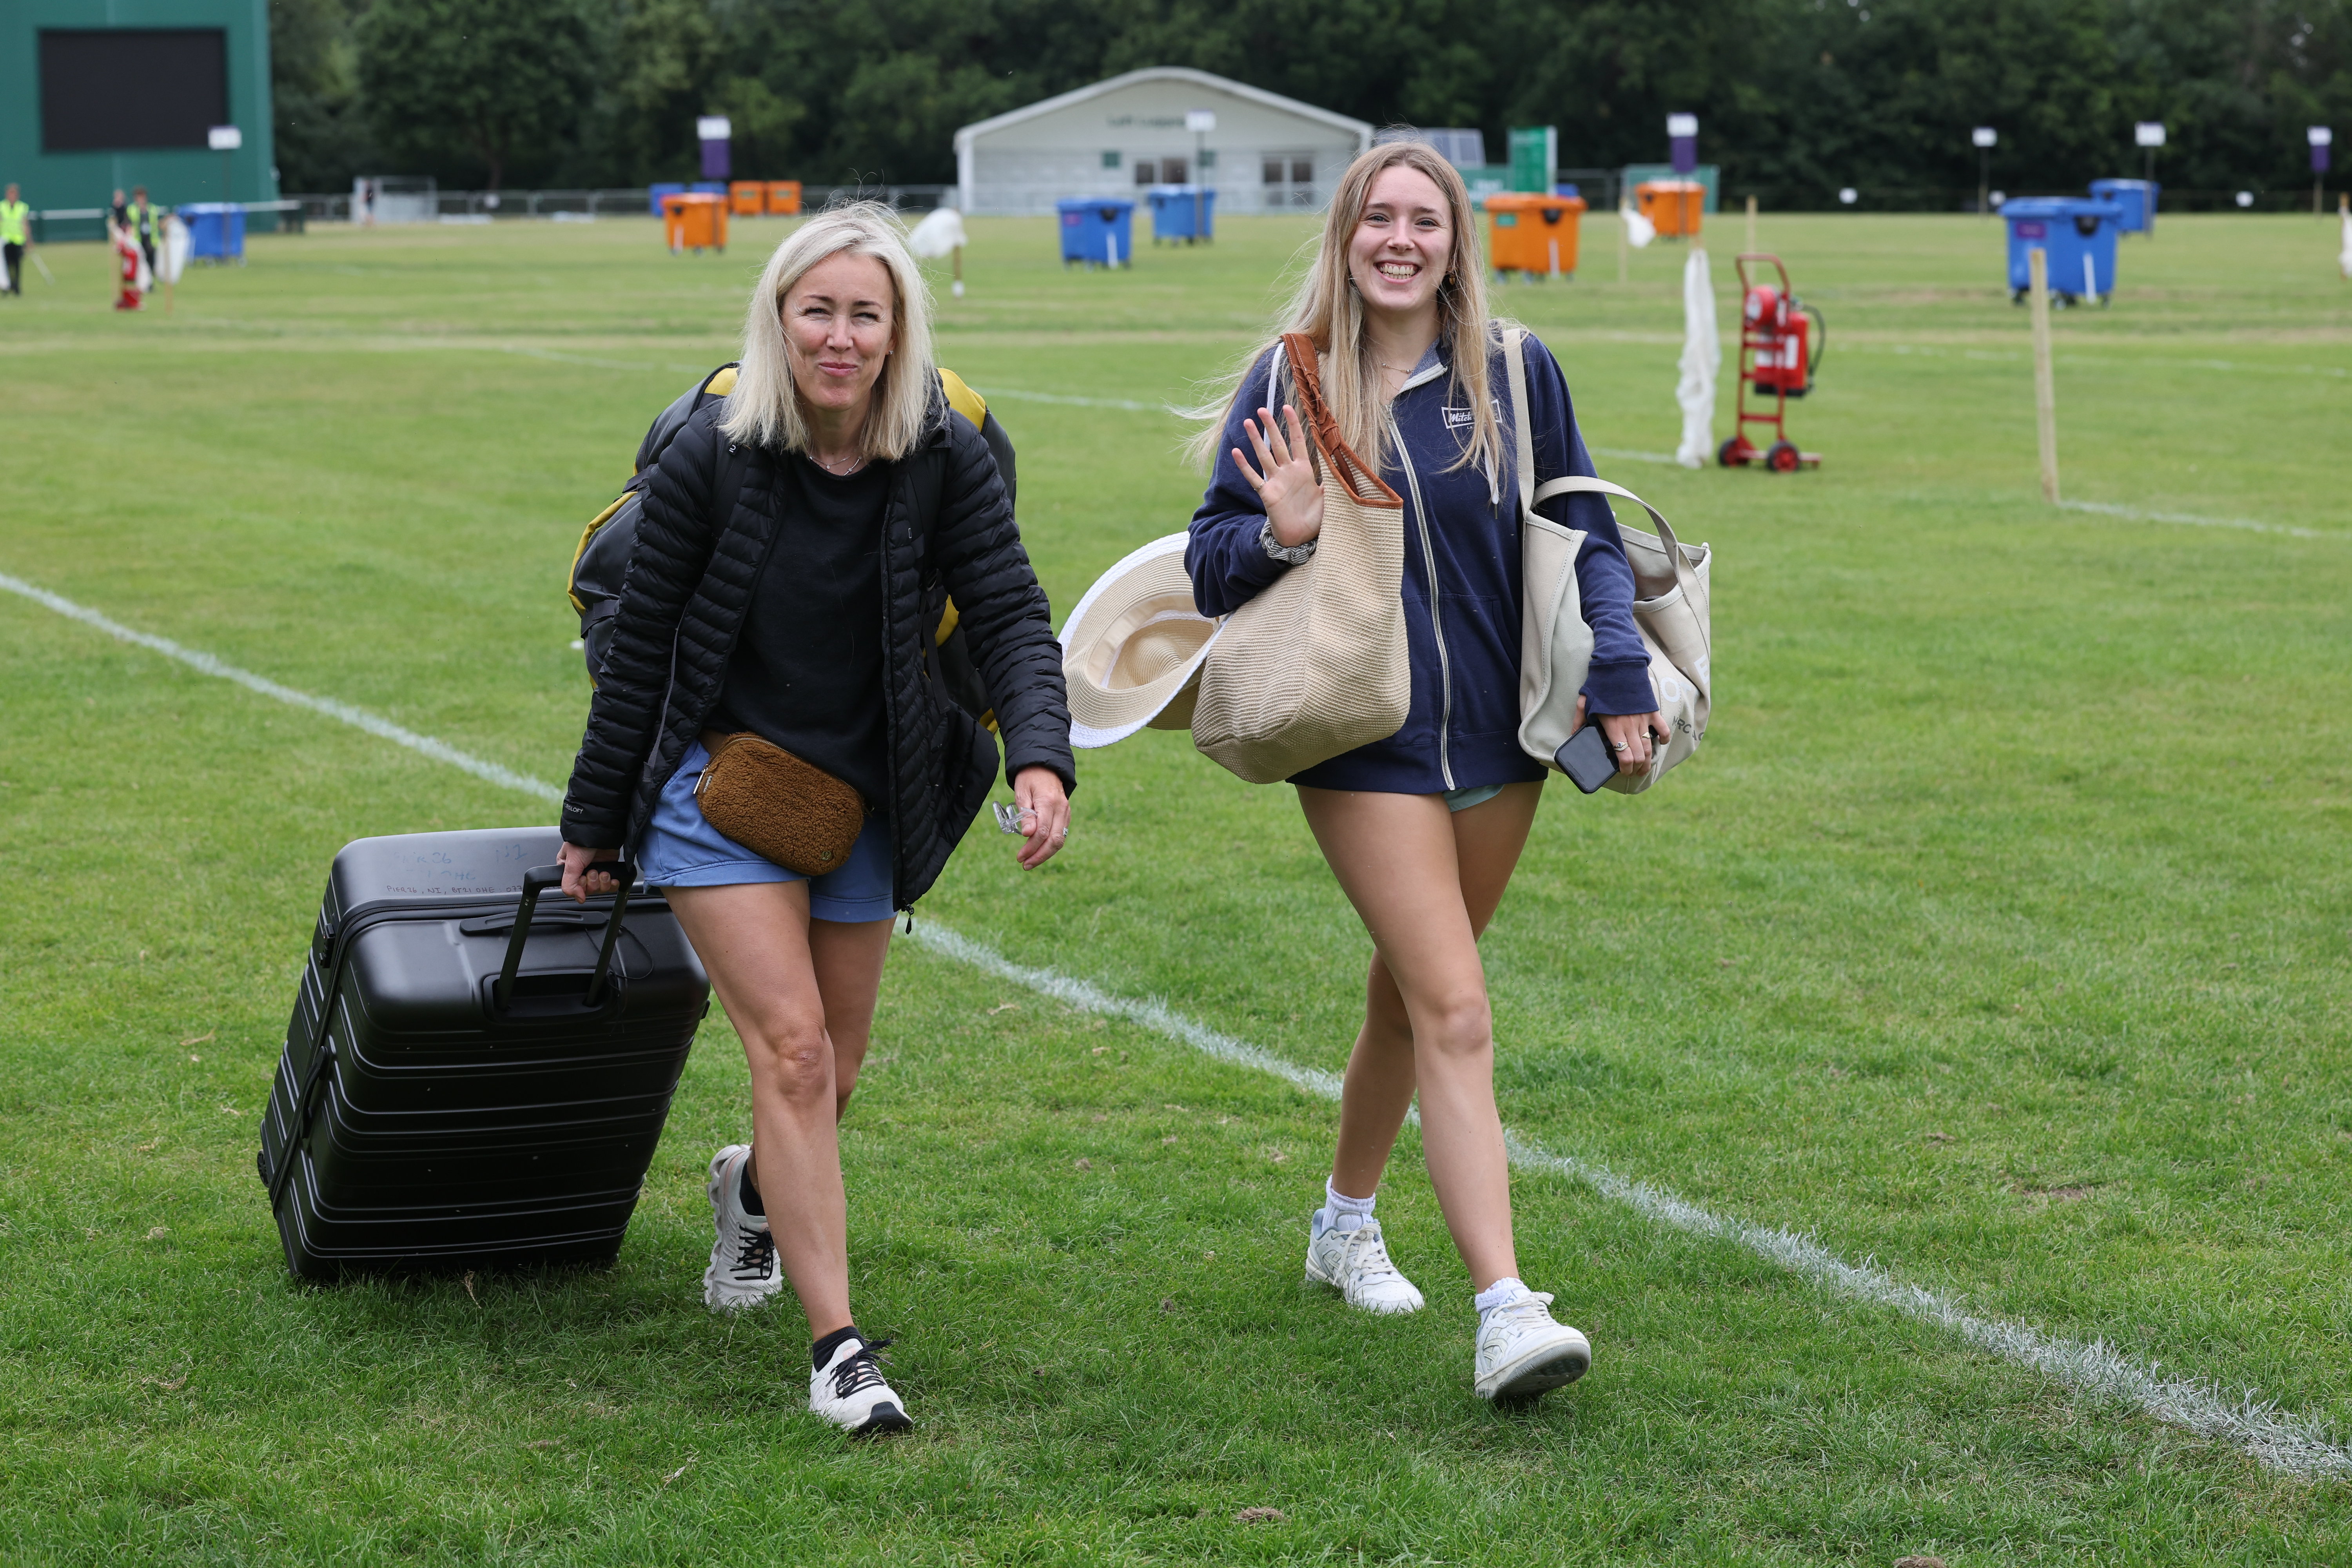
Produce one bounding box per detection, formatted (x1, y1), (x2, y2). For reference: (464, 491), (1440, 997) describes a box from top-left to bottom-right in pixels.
(1718, 253), (1824, 472)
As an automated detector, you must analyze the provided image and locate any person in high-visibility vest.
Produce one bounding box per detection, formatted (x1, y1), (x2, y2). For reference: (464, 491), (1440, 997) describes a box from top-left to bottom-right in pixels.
(0, 184), (29, 296)
(128, 186), (160, 285)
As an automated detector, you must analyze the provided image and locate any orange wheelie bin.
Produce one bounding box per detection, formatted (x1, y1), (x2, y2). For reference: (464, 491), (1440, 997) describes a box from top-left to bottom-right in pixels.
(766, 181), (803, 216)
(1485, 192), (1587, 278)
(1636, 180), (1705, 238)
(729, 181), (766, 215)
(662, 192), (729, 253)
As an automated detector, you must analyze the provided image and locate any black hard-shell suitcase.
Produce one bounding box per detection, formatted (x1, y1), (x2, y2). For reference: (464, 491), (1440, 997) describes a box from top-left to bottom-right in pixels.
(257, 827), (710, 1279)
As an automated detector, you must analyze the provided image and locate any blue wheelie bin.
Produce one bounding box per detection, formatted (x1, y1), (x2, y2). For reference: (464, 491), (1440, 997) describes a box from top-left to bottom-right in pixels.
(2089, 178), (2158, 234)
(1147, 186), (1216, 244)
(1057, 198), (1135, 268)
(648, 182), (686, 216)
(178, 203), (245, 263)
(2004, 198), (2122, 305)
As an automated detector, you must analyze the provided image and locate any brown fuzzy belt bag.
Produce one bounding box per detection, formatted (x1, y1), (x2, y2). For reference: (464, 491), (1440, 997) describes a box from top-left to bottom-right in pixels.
(693, 731), (867, 876)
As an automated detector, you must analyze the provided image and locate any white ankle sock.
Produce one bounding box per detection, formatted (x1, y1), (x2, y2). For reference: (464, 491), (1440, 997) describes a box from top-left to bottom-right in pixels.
(1313, 1180), (1376, 1238)
(1474, 1276), (1531, 1321)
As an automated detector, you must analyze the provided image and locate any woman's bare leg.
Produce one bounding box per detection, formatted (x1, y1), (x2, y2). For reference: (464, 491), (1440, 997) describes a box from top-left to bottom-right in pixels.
(807, 916), (894, 1119)
(1299, 782), (1542, 1291)
(664, 884), (888, 1340)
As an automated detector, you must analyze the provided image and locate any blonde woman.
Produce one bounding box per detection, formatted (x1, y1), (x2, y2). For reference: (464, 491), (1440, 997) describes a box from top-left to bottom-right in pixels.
(560, 204), (1074, 1433)
(1187, 144), (1664, 1400)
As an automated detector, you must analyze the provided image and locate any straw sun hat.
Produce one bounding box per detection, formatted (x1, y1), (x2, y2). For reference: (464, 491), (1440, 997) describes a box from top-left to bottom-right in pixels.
(1059, 533), (1224, 748)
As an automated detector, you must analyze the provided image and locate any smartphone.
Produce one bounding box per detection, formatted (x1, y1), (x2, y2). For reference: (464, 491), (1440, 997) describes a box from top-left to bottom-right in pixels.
(1555, 724), (1618, 794)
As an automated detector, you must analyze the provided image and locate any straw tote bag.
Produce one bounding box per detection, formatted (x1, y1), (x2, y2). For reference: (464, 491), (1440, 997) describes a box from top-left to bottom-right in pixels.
(1503, 327), (1713, 794)
(1191, 334), (1412, 784)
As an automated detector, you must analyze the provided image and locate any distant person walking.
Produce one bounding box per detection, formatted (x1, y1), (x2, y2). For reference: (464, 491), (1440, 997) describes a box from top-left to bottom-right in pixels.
(109, 187), (128, 234)
(1186, 140), (1664, 1402)
(110, 211), (142, 311)
(360, 179), (376, 227)
(558, 203), (1073, 1435)
(1, 185), (28, 296)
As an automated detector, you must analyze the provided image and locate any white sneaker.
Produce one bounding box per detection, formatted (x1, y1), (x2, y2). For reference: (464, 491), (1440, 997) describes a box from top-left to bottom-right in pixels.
(702, 1144), (781, 1313)
(810, 1334), (913, 1434)
(1305, 1216), (1426, 1314)
(1473, 1291), (1592, 1400)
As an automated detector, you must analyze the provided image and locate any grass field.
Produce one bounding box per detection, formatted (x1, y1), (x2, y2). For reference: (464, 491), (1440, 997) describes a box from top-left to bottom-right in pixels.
(2, 206), (2350, 1564)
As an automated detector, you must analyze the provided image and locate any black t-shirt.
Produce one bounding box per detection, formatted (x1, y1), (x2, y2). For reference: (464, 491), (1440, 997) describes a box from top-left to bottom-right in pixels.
(707, 454), (890, 808)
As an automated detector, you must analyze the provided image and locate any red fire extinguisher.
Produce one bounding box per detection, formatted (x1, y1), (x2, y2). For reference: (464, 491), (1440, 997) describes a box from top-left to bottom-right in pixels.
(112, 223), (144, 312)
(1742, 281), (1818, 395)
(1719, 254), (1827, 470)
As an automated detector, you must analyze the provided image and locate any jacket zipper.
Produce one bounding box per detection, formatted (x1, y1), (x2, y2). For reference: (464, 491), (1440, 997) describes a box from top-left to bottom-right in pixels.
(1388, 416), (1455, 790)
(881, 484), (905, 917)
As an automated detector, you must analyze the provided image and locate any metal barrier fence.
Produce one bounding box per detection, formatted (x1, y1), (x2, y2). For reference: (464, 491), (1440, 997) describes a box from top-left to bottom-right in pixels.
(30, 198), (305, 244)
(1722, 185), (2340, 214)
(289, 184), (957, 223)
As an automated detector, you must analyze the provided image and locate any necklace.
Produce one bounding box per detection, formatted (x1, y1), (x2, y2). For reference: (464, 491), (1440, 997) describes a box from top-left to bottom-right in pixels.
(809, 450), (865, 477)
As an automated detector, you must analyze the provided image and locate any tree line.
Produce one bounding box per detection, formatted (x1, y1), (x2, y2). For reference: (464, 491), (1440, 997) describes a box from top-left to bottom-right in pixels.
(272, 0), (2350, 207)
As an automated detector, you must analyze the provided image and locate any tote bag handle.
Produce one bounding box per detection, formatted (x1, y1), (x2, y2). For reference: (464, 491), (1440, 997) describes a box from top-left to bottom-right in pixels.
(1531, 475), (1705, 642)
(1279, 332), (1401, 507)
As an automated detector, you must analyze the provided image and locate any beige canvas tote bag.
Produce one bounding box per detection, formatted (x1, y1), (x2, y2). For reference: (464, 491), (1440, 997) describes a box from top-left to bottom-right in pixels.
(1503, 327), (1713, 795)
(1503, 327), (1596, 770)
(1191, 333), (1412, 784)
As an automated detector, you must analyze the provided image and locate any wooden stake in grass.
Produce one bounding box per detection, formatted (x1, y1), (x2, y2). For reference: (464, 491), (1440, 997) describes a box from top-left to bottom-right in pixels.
(1746, 194), (1758, 254)
(2029, 247), (2060, 503)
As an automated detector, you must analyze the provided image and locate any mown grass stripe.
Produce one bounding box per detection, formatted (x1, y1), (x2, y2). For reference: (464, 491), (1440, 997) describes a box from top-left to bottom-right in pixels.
(12, 569), (2347, 1480)
(2054, 499), (2338, 540)
(971, 386), (1172, 414)
(0, 571), (565, 805)
(914, 922), (2352, 1480)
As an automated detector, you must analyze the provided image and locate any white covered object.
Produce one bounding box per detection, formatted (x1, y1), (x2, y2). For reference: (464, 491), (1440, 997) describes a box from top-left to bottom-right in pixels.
(158, 216), (191, 285)
(906, 206), (968, 259)
(1622, 206), (1656, 249)
(2340, 206), (2350, 279)
(1674, 248), (1720, 469)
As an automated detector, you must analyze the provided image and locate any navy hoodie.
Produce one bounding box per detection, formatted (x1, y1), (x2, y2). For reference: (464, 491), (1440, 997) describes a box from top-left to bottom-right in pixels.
(1186, 330), (1654, 794)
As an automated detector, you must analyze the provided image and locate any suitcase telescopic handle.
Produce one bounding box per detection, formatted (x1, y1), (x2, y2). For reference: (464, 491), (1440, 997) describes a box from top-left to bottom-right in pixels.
(495, 862), (634, 1011)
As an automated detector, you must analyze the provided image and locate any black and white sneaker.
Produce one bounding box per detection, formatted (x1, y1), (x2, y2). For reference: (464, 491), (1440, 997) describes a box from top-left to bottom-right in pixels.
(809, 1335), (913, 1434)
(703, 1144), (781, 1313)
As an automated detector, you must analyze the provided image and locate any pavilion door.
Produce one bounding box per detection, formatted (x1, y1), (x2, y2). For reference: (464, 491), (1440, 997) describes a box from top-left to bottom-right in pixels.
(1262, 154), (1316, 209)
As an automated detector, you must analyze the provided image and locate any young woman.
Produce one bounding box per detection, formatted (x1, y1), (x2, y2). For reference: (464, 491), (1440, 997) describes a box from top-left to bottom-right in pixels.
(1186, 143), (1663, 1401)
(559, 205), (1074, 1434)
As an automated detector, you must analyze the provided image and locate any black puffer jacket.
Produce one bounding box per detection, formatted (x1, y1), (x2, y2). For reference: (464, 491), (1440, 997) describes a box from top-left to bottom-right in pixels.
(561, 386), (1074, 910)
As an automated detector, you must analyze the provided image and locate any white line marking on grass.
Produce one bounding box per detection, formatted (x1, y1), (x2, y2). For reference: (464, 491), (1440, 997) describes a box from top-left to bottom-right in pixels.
(917, 924), (1343, 1101)
(2055, 500), (2337, 540)
(14, 573), (2348, 1476)
(0, 573), (565, 805)
(913, 922), (2352, 1480)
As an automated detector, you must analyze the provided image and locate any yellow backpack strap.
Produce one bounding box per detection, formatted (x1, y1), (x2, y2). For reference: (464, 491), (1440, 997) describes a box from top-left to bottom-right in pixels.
(929, 368), (997, 727)
(567, 493), (632, 615)
(937, 366), (987, 429)
(932, 367), (989, 646)
(703, 364), (738, 397)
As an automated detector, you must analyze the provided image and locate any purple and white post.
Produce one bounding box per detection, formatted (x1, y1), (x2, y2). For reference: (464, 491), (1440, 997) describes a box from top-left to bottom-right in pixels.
(1668, 113), (1698, 175)
(698, 116), (732, 182)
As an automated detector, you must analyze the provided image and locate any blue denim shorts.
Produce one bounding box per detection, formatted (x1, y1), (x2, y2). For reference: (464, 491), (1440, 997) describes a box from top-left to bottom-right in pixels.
(632, 740), (896, 922)
(1443, 783), (1506, 813)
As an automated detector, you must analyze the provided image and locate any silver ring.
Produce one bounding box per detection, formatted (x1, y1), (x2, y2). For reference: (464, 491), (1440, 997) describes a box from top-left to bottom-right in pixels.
(1610, 741), (1628, 753)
